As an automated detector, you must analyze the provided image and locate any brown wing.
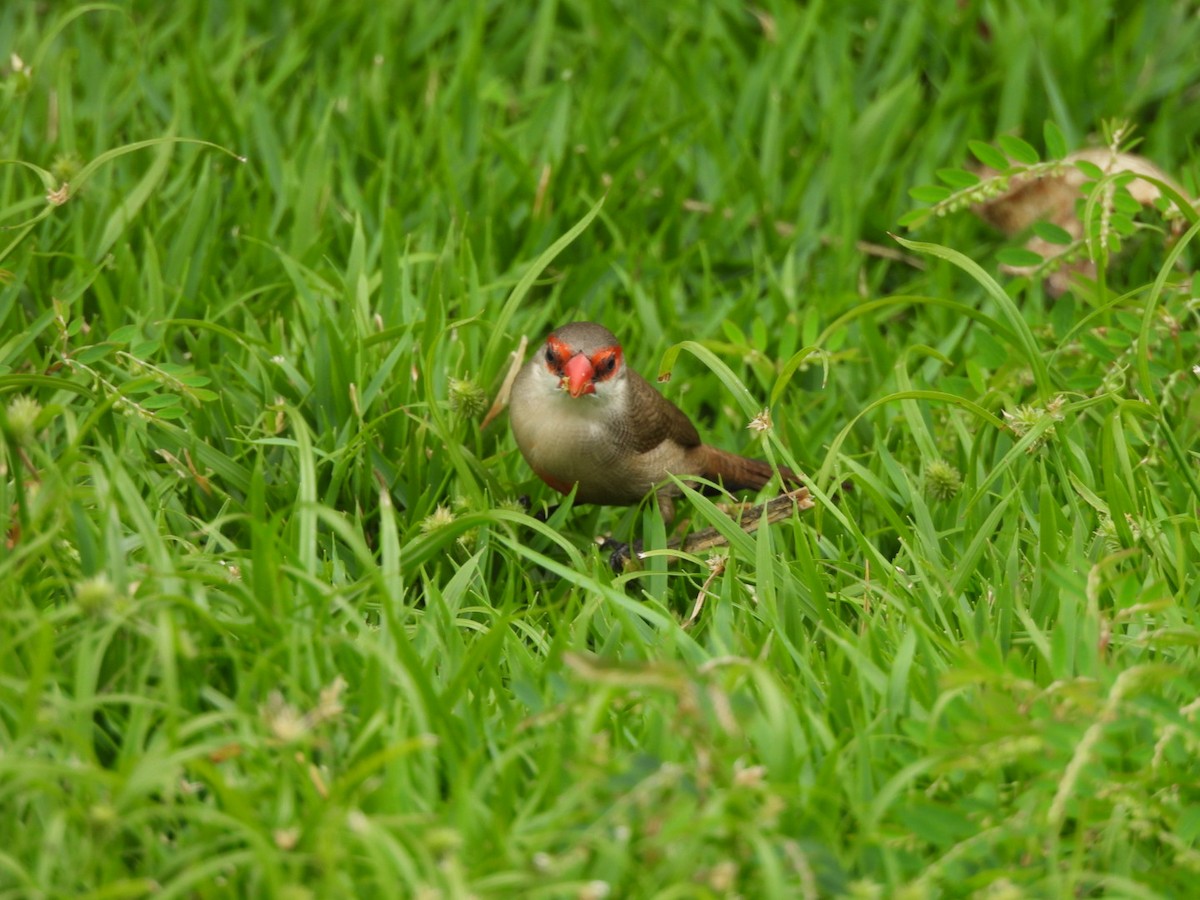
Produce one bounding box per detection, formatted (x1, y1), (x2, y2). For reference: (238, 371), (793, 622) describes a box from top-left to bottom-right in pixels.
(612, 370), (702, 453)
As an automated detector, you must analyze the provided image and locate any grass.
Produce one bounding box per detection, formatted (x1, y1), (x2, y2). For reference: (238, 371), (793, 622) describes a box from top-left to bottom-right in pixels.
(2, 0), (1200, 896)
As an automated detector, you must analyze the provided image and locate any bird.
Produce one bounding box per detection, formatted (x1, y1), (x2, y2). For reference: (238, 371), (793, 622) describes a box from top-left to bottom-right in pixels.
(509, 321), (799, 523)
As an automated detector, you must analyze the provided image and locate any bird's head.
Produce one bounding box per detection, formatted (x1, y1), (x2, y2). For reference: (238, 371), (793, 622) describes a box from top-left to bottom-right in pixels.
(538, 322), (625, 399)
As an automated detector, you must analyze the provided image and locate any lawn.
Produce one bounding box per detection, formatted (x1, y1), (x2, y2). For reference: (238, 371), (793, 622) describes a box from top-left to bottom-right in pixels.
(2, 1), (1200, 897)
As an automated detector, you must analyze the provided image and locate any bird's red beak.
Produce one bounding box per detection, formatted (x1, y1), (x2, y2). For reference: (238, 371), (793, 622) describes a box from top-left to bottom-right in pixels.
(563, 353), (596, 397)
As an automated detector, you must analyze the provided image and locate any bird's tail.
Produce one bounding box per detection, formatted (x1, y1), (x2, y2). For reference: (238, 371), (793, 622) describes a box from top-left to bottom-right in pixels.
(697, 445), (802, 494)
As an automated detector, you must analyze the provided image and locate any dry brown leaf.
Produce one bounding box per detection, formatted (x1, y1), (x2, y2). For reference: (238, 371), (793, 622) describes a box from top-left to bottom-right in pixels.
(974, 149), (1193, 294)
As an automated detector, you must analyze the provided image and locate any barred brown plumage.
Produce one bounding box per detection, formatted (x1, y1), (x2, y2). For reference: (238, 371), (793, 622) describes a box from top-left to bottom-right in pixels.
(509, 321), (800, 523)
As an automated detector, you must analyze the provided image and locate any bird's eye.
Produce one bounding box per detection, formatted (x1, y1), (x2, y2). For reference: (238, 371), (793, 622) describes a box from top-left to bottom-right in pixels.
(591, 349), (621, 381)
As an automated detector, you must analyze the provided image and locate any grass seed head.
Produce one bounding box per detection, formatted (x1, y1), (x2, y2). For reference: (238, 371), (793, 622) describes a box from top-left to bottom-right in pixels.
(4, 395), (42, 444)
(924, 459), (963, 500)
(448, 376), (488, 418)
(74, 575), (119, 616)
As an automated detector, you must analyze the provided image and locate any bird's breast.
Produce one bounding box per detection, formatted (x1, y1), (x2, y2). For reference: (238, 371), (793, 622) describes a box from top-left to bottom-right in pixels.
(510, 367), (687, 505)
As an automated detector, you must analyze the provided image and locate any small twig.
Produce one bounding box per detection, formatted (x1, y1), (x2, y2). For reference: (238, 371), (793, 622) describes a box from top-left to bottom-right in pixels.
(853, 239), (926, 268)
(17, 445), (39, 481)
(603, 487), (814, 571)
(675, 487), (813, 555)
(684, 555), (726, 628)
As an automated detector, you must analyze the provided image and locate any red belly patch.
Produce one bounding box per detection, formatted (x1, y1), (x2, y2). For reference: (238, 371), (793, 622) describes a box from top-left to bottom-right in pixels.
(533, 466), (575, 496)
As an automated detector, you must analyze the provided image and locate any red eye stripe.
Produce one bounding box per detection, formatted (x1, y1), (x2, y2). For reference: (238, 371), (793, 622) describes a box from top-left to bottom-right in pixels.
(590, 346), (622, 381)
(543, 335), (572, 372)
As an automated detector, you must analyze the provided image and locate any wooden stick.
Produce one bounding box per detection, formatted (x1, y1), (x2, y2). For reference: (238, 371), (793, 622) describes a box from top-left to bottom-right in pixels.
(601, 487), (814, 569)
(675, 487), (813, 555)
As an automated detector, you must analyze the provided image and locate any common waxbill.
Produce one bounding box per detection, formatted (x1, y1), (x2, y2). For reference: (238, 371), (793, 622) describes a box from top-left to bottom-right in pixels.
(510, 321), (798, 522)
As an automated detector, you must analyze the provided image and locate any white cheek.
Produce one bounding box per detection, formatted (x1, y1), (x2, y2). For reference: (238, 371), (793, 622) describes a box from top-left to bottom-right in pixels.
(591, 371), (626, 405)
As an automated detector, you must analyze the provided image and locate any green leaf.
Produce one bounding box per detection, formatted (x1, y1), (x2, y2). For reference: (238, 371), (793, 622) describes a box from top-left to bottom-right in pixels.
(1044, 121), (1068, 159)
(972, 327), (1009, 368)
(997, 134), (1040, 165)
(1075, 159), (1104, 179)
(997, 247), (1046, 268)
(1110, 213), (1136, 237)
(1112, 191), (1143, 215)
(109, 324), (141, 343)
(909, 184), (952, 203)
(141, 393), (183, 409)
(968, 139), (1010, 171)
(122, 377), (162, 395)
(1032, 221), (1075, 245)
(936, 168), (980, 189)
(73, 344), (116, 365)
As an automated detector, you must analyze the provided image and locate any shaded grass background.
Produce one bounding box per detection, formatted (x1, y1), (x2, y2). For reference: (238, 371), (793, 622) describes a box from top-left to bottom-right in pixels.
(2, 1), (1200, 896)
